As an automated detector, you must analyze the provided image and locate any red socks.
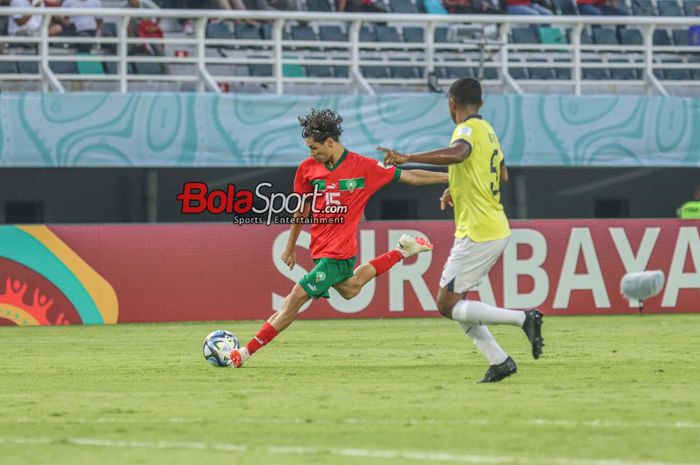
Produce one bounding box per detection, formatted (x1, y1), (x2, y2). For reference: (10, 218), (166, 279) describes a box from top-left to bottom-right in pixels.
(245, 322), (279, 355)
(369, 249), (404, 277)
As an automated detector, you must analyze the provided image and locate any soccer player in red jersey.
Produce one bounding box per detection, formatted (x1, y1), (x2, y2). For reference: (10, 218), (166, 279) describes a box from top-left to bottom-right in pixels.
(229, 108), (448, 368)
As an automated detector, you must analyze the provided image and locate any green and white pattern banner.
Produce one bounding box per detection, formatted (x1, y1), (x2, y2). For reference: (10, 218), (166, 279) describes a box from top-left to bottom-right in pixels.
(1, 93), (699, 167)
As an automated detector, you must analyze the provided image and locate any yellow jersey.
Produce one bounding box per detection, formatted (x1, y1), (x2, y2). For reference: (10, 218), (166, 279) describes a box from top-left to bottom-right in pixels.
(448, 115), (511, 242)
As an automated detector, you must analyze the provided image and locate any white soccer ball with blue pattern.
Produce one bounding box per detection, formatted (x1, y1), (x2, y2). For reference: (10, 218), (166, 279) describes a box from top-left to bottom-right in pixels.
(202, 330), (240, 367)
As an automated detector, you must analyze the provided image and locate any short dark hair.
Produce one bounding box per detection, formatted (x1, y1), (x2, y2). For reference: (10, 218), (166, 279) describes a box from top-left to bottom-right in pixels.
(448, 78), (482, 107)
(299, 108), (343, 142)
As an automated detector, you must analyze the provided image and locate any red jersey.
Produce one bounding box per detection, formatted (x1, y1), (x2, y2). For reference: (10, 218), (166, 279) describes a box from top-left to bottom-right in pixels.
(293, 149), (400, 260)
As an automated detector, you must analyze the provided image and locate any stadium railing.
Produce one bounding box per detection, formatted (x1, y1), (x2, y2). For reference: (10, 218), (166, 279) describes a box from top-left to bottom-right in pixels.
(1, 6), (699, 95)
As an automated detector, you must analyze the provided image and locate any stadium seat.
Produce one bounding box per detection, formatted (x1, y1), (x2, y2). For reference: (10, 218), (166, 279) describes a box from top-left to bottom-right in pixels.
(512, 27), (539, 44)
(390, 61), (421, 79)
(376, 25), (401, 43)
(50, 60), (77, 74)
(362, 58), (391, 79)
(673, 29), (689, 46)
(261, 23), (272, 41)
(361, 65), (390, 80)
(659, 58), (692, 80)
(539, 27), (567, 45)
(433, 66), (449, 80)
(206, 22), (233, 40)
(508, 59), (528, 79)
(306, 0), (333, 11)
(553, 57), (572, 80)
(102, 22), (118, 53)
(481, 65), (499, 80)
(653, 29), (671, 45)
(249, 62), (273, 77)
(103, 60), (118, 74)
(0, 61), (18, 74)
(290, 26), (317, 50)
(402, 26), (424, 45)
(608, 58), (639, 80)
(631, 0), (656, 15)
(593, 28), (619, 45)
(291, 26), (317, 42)
(434, 27), (449, 43)
(690, 55), (700, 79)
(657, 0), (684, 16)
(133, 61), (165, 75)
(77, 56), (105, 75)
(582, 58), (609, 80)
(360, 25), (377, 43)
(552, 0), (578, 15)
(390, 0), (420, 13)
(319, 25), (348, 43)
(652, 64), (665, 80)
(283, 59), (306, 78)
(580, 29), (593, 45)
(334, 65), (349, 78)
(438, 58), (473, 80)
(527, 58), (555, 80)
(306, 61), (334, 78)
(620, 28), (643, 45)
(684, 0), (700, 16)
(17, 61), (39, 74)
(236, 24), (262, 41)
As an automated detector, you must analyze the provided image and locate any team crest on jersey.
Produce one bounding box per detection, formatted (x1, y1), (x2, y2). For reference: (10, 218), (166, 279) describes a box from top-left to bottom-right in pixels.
(315, 271), (327, 283)
(340, 177), (364, 193)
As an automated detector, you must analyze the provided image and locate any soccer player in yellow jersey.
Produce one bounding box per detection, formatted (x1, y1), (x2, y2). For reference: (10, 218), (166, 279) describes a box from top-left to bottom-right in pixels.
(379, 78), (544, 383)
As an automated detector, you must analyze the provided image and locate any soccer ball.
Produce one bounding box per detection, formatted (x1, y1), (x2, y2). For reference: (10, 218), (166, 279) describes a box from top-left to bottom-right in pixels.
(202, 329), (240, 367)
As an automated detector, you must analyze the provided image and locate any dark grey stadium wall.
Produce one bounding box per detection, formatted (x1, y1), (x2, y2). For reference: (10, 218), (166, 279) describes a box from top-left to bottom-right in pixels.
(0, 167), (698, 223)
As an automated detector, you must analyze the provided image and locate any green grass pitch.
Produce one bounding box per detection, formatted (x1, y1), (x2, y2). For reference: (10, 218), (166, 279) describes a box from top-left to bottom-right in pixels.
(1, 315), (699, 465)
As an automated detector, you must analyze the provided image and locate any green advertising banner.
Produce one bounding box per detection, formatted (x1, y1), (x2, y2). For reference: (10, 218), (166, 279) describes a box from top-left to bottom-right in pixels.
(1, 93), (699, 167)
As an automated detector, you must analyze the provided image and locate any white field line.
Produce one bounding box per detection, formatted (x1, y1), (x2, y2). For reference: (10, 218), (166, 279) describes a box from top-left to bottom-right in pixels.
(9, 416), (700, 430)
(0, 436), (697, 465)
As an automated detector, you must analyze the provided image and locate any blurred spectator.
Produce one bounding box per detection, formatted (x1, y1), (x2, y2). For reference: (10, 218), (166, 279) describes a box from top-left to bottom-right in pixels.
(248, 0), (303, 11)
(676, 186), (700, 219)
(157, 0), (255, 34)
(576, 0), (626, 16)
(8, 0), (63, 36)
(506, 0), (552, 15)
(423, 0), (448, 13)
(156, 0), (198, 34)
(212, 0), (248, 11)
(337, 0), (387, 13)
(126, 0), (163, 53)
(444, 0), (500, 14)
(59, 0), (104, 52)
(126, 0), (169, 73)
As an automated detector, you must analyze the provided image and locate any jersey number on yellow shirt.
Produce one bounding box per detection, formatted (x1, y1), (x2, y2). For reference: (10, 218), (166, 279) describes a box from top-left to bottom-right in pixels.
(489, 149), (500, 197)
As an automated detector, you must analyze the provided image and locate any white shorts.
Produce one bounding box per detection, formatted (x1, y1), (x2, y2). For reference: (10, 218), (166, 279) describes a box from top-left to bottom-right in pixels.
(439, 236), (509, 294)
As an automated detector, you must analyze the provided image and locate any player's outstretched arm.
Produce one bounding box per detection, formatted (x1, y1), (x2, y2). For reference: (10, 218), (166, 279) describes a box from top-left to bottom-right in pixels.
(398, 169), (449, 186)
(281, 201), (311, 270)
(378, 143), (471, 167)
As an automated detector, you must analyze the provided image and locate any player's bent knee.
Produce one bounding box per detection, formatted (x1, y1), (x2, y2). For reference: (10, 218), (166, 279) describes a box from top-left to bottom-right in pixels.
(338, 287), (357, 300)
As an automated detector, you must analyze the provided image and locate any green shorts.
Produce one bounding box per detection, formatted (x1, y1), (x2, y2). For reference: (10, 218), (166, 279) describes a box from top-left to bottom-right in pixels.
(298, 257), (357, 299)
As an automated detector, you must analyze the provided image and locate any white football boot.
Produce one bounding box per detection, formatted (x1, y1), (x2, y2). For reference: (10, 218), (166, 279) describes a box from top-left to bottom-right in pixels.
(397, 233), (434, 258)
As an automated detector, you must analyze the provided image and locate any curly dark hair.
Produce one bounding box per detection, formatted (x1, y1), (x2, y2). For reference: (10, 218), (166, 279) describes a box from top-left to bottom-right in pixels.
(298, 108), (343, 143)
